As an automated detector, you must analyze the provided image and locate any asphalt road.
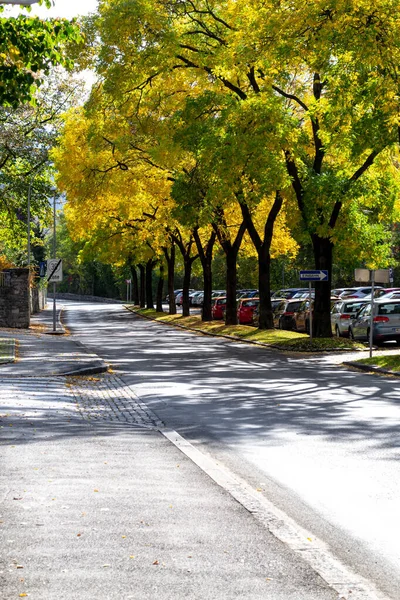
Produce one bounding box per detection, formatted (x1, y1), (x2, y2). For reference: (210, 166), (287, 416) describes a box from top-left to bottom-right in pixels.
(63, 301), (400, 599)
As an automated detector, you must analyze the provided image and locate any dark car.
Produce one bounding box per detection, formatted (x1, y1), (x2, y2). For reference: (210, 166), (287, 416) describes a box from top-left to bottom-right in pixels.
(276, 299), (304, 330)
(253, 298), (286, 327)
(271, 288), (306, 300)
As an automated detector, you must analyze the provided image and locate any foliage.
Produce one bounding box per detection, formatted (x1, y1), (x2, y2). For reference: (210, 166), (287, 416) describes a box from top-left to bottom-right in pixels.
(0, 2), (82, 107)
(0, 72), (85, 264)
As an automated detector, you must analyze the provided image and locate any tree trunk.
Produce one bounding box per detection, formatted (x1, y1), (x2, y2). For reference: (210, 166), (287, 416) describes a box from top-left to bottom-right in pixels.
(163, 244), (176, 315)
(139, 264), (146, 308)
(145, 259), (154, 309)
(129, 264), (139, 305)
(156, 263), (164, 312)
(239, 191), (283, 329)
(258, 243), (274, 329)
(193, 228), (216, 322)
(213, 217), (247, 326)
(168, 229), (198, 318)
(225, 249), (238, 325)
(182, 257), (193, 317)
(311, 234), (333, 337)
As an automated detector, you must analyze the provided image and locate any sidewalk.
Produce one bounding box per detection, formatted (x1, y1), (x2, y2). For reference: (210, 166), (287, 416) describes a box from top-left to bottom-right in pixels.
(0, 309), (340, 600)
(0, 303), (108, 377)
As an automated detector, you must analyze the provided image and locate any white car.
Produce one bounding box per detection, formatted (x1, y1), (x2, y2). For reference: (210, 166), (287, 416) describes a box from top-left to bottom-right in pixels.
(331, 298), (369, 337)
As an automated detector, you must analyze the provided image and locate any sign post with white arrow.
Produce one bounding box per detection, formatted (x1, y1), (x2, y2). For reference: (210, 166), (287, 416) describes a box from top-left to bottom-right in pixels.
(299, 270), (329, 340)
(299, 270), (329, 282)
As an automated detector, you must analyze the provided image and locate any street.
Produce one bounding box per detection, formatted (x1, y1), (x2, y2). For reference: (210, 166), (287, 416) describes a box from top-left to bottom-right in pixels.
(61, 301), (400, 599)
(1, 300), (400, 599)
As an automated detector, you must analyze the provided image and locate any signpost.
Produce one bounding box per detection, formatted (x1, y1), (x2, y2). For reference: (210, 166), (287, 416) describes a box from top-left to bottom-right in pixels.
(354, 268), (390, 358)
(299, 270), (329, 341)
(126, 279), (132, 302)
(47, 259), (63, 283)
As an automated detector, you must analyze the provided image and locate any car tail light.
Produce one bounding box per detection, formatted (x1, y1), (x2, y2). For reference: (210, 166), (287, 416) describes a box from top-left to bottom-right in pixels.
(340, 314), (351, 319)
(373, 316), (389, 322)
(284, 311), (294, 316)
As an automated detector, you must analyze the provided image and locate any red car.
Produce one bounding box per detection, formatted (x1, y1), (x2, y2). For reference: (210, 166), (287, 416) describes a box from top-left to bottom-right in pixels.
(237, 297), (259, 325)
(212, 296), (226, 319)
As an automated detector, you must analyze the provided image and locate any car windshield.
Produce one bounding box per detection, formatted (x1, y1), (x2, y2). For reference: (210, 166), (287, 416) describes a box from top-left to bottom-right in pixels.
(343, 301), (367, 313)
(286, 301), (302, 311)
(242, 300), (258, 307)
(378, 303), (400, 315)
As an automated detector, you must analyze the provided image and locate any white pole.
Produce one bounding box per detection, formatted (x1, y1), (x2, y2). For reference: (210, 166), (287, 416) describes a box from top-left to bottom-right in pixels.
(52, 196), (56, 332)
(27, 181), (32, 266)
(309, 282), (313, 341)
(369, 270), (375, 358)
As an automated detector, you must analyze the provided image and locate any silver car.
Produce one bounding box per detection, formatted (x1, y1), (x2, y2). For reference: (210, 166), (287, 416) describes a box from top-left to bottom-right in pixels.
(349, 299), (400, 345)
(331, 298), (369, 337)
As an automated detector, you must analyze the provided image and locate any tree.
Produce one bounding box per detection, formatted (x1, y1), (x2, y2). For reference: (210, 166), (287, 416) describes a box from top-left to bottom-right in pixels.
(93, 0), (400, 336)
(0, 72), (85, 264)
(0, 2), (82, 107)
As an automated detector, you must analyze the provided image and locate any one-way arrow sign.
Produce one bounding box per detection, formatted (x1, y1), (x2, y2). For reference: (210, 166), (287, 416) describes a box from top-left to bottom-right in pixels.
(299, 270), (328, 282)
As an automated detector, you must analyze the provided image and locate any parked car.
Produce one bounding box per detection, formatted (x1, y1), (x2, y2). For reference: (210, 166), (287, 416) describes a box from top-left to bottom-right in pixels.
(211, 290), (226, 300)
(237, 289), (258, 300)
(191, 291), (204, 306)
(331, 287), (358, 298)
(189, 290), (202, 306)
(175, 290), (195, 306)
(212, 296), (227, 320)
(253, 298), (286, 327)
(276, 299), (304, 330)
(330, 298), (370, 337)
(349, 299), (400, 345)
(291, 290), (315, 300)
(271, 288), (306, 300)
(237, 297), (259, 325)
(375, 288), (400, 299)
(342, 286), (383, 298)
(293, 297), (342, 333)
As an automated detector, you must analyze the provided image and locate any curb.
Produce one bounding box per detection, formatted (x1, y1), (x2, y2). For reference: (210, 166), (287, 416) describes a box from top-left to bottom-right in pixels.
(61, 364), (109, 377)
(343, 361), (400, 377)
(0, 338), (16, 364)
(123, 306), (363, 355)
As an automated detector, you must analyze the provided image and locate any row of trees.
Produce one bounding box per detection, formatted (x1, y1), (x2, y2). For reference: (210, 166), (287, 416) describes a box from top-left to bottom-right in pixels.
(0, 1), (82, 267)
(53, 1), (400, 335)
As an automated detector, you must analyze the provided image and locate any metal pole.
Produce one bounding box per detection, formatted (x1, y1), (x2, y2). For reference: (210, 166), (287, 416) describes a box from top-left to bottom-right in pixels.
(53, 196), (56, 332)
(369, 270), (375, 358)
(27, 181), (32, 266)
(309, 282), (313, 341)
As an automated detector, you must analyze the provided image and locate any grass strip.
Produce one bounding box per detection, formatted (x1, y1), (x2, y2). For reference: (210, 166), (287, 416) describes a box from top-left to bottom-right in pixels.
(356, 355), (400, 371)
(125, 306), (364, 352)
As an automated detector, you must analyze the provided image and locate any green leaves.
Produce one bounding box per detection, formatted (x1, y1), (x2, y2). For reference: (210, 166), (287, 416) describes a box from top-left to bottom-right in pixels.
(0, 14), (82, 107)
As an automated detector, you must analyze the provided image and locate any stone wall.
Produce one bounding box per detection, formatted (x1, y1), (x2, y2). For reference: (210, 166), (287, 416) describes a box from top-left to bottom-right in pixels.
(30, 287), (47, 314)
(0, 268), (30, 328)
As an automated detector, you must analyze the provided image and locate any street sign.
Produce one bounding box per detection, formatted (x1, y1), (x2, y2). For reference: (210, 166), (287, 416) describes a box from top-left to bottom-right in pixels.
(39, 261), (47, 277)
(299, 270), (328, 282)
(47, 259), (63, 283)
